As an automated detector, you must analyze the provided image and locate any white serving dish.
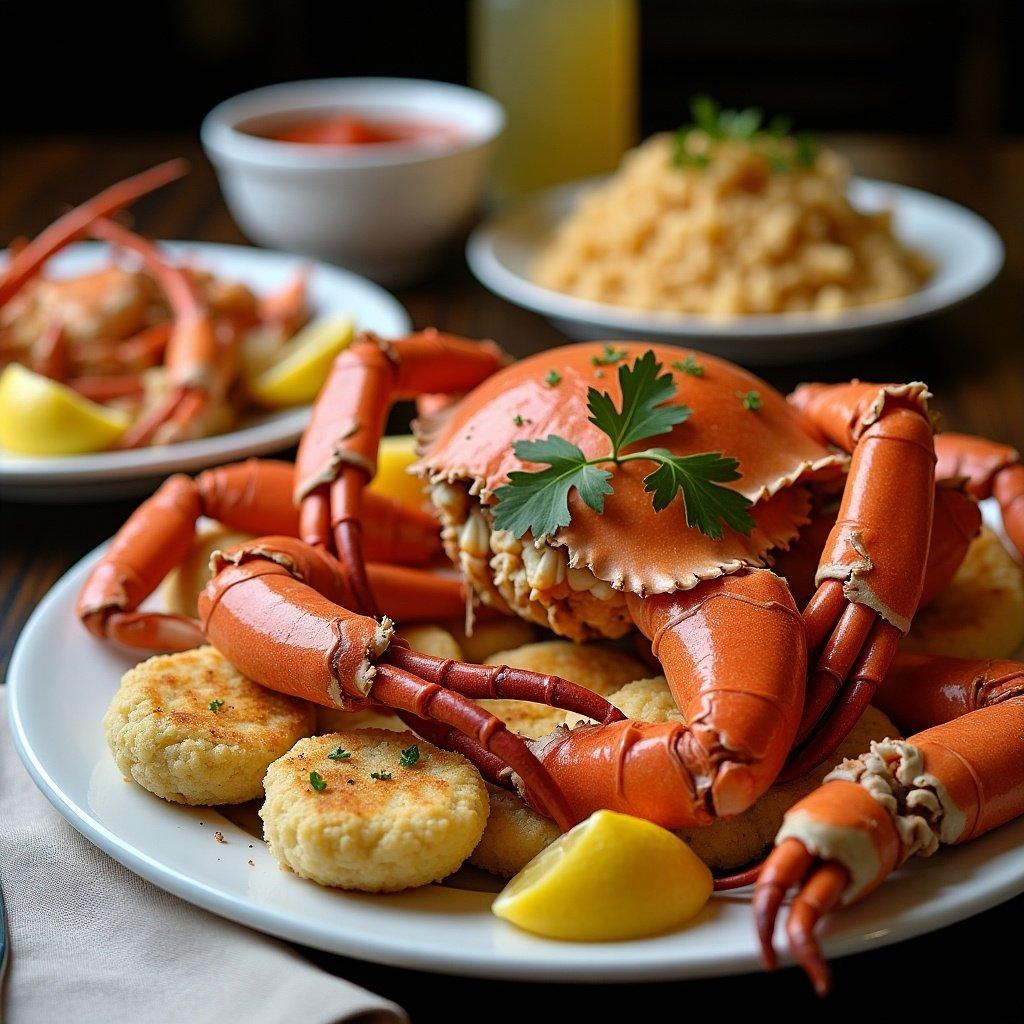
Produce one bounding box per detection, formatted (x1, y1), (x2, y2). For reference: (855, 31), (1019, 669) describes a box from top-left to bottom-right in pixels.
(7, 503), (1023, 982)
(202, 78), (505, 286)
(0, 240), (410, 502)
(467, 176), (1004, 365)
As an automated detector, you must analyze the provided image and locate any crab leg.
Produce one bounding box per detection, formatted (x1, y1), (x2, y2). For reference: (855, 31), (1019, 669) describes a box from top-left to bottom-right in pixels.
(507, 571), (806, 828)
(755, 652), (1024, 994)
(935, 432), (1024, 557)
(784, 382), (937, 776)
(773, 482), (980, 613)
(294, 330), (506, 612)
(197, 536), (581, 830)
(86, 218), (221, 447)
(76, 460), (444, 650)
(0, 160), (188, 309)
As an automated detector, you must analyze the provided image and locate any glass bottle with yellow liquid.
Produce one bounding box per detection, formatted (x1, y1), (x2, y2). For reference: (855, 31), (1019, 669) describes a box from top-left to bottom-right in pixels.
(470, 0), (638, 201)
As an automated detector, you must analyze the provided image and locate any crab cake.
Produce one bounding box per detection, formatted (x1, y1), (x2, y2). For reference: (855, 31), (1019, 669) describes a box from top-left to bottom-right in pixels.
(469, 786), (560, 878)
(399, 624), (464, 661)
(261, 730), (488, 891)
(442, 617), (538, 663)
(477, 640), (649, 739)
(104, 646), (315, 805)
(315, 626), (463, 734)
(678, 704), (899, 869)
(564, 675), (682, 728)
(902, 527), (1024, 659)
(162, 523), (253, 617)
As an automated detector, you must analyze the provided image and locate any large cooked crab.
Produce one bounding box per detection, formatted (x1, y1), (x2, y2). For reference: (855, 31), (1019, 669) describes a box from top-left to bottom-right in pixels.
(78, 331), (1024, 992)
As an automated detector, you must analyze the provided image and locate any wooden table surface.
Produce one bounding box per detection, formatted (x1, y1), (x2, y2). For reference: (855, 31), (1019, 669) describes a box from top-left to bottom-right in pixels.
(1, 134), (1021, 1021)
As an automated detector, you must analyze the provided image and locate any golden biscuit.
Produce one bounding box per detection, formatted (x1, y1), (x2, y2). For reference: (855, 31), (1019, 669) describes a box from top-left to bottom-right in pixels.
(903, 527), (1024, 659)
(104, 646), (314, 805)
(478, 640), (649, 739)
(261, 730), (488, 891)
(469, 787), (560, 878)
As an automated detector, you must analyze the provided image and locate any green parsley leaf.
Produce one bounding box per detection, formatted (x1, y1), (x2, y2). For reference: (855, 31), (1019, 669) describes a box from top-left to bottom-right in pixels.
(327, 747), (351, 761)
(544, 369), (562, 387)
(691, 95), (721, 137)
(399, 745), (421, 768)
(513, 414), (524, 427)
(309, 771), (327, 792)
(208, 699), (224, 713)
(639, 450), (756, 541)
(740, 390), (763, 411)
(590, 344), (628, 366)
(587, 350), (692, 455)
(370, 771), (392, 781)
(671, 355), (705, 377)
(492, 435), (613, 539)
(719, 106), (763, 140)
(794, 133), (817, 168)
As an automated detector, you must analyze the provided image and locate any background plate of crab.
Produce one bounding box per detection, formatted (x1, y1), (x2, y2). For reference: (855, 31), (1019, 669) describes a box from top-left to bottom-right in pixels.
(0, 241), (410, 502)
(467, 176), (1004, 366)
(7, 501), (1024, 983)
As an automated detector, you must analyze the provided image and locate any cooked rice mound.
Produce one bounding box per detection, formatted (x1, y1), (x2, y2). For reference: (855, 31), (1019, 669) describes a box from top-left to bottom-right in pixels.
(534, 133), (931, 316)
(104, 646), (315, 805)
(261, 730), (488, 892)
(902, 526), (1024, 659)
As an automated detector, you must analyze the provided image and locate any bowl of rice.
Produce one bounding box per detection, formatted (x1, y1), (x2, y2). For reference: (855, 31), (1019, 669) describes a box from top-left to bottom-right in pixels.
(467, 104), (1003, 364)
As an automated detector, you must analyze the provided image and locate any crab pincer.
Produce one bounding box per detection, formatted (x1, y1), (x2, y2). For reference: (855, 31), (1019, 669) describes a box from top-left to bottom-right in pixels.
(755, 652), (1024, 994)
(784, 381), (938, 778)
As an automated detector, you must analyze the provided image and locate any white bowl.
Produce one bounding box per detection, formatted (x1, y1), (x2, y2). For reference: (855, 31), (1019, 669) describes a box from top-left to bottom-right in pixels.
(202, 78), (504, 286)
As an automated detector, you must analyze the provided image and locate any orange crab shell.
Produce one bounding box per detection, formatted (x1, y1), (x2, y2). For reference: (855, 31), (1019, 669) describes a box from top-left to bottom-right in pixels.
(414, 342), (848, 596)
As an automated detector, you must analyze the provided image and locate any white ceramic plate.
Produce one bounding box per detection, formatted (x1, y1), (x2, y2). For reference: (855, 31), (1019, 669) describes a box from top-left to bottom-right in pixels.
(467, 176), (1004, 365)
(7, 503), (1024, 981)
(0, 241), (410, 502)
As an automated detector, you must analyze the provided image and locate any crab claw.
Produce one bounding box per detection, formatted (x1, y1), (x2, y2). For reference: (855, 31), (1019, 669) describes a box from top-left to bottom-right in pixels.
(754, 838), (849, 995)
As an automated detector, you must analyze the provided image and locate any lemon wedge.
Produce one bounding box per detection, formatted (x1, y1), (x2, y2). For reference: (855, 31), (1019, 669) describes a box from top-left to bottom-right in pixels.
(368, 435), (425, 507)
(0, 364), (129, 454)
(492, 809), (712, 941)
(248, 315), (354, 407)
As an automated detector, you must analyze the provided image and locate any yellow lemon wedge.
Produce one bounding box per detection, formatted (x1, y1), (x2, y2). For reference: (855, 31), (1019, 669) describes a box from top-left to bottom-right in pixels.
(0, 364), (129, 455)
(368, 435), (424, 507)
(248, 315), (354, 407)
(492, 809), (712, 941)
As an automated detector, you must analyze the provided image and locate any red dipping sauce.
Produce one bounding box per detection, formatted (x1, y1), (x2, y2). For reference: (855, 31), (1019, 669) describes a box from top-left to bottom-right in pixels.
(257, 112), (460, 148)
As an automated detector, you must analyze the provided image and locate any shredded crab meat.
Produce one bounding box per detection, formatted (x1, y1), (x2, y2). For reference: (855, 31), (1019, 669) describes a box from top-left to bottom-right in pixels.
(825, 738), (967, 858)
(430, 482), (632, 641)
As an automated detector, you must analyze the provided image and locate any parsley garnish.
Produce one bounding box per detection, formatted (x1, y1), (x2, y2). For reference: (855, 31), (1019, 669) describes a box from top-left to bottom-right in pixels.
(370, 771), (392, 781)
(513, 414), (524, 427)
(544, 369), (562, 387)
(493, 351), (754, 542)
(309, 771), (327, 792)
(327, 747), (351, 761)
(671, 355), (705, 377)
(399, 745), (421, 768)
(590, 344), (628, 367)
(672, 96), (816, 174)
(208, 699), (224, 713)
(740, 390), (763, 411)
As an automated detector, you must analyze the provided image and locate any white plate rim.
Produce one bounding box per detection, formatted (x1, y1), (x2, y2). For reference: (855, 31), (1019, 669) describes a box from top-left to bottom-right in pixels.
(7, 532), (1024, 983)
(0, 240), (411, 486)
(467, 175), (1005, 340)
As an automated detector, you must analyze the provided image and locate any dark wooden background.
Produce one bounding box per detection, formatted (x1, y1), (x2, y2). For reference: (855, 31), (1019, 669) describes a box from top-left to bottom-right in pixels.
(0, 131), (1021, 1022)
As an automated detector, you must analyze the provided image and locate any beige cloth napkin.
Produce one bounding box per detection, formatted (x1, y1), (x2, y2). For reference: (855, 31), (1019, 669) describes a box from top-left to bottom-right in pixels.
(0, 689), (408, 1024)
